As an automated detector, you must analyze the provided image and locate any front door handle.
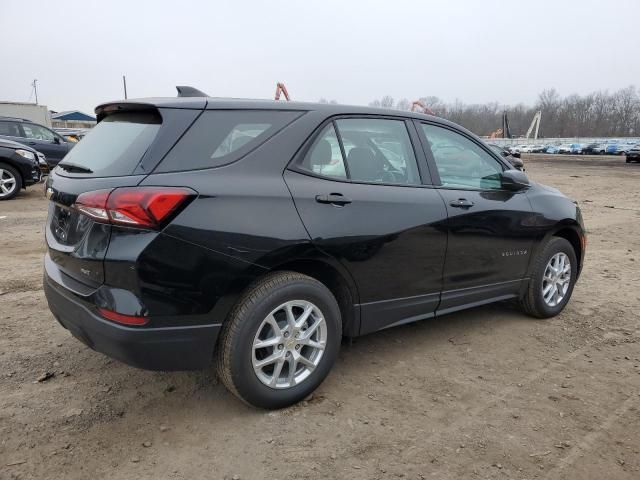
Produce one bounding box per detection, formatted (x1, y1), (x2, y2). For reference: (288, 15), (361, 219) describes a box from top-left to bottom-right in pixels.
(27, 141), (37, 145)
(449, 198), (474, 208)
(315, 193), (352, 206)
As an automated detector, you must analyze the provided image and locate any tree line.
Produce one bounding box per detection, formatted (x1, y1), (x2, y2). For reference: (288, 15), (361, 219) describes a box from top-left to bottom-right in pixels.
(362, 86), (640, 138)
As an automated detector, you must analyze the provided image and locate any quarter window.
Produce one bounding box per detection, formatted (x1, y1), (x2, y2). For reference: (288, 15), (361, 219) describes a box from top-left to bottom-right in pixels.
(158, 110), (301, 172)
(421, 124), (504, 190)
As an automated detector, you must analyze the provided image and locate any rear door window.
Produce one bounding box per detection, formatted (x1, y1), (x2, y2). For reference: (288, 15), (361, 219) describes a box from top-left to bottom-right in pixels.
(157, 110), (302, 172)
(335, 118), (421, 185)
(57, 111), (161, 176)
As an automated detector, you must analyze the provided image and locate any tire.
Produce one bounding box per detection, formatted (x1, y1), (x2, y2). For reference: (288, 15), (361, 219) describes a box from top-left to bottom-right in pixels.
(217, 271), (341, 409)
(0, 163), (22, 200)
(626, 158), (631, 163)
(519, 237), (578, 319)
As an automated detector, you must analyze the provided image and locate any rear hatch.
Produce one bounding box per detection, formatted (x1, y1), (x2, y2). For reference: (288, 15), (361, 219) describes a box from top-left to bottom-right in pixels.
(45, 104), (202, 288)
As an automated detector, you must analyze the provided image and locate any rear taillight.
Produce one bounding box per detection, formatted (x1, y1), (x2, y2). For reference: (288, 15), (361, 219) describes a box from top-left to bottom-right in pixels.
(74, 187), (195, 229)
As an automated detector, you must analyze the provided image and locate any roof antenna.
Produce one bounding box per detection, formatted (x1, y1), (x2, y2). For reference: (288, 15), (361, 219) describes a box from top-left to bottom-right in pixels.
(176, 86), (209, 98)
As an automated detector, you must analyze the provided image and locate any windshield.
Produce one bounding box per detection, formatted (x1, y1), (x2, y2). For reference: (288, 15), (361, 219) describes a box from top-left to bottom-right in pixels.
(57, 111), (161, 177)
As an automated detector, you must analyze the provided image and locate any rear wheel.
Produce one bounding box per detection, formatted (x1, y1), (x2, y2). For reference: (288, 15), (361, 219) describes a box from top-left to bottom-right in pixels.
(217, 271), (341, 409)
(0, 163), (21, 200)
(519, 237), (577, 318)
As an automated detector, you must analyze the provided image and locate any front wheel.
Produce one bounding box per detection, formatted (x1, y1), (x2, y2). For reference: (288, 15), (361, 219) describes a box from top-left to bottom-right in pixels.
(519, 237), (578, 318)
(217, 271), (341, 409)
(0, 163), (21, 200)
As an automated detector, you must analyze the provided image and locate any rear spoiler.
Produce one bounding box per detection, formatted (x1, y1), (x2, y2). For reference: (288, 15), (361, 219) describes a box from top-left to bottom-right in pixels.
(94, 102), (159, 122)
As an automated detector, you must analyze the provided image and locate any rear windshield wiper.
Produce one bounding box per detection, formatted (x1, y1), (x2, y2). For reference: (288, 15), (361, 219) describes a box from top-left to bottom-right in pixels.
(57, 162), (93, 174)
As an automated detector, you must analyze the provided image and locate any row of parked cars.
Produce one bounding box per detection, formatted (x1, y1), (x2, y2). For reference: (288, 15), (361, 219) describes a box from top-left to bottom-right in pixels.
(0, 115), (77, 199)
(507, 141), (640, 158)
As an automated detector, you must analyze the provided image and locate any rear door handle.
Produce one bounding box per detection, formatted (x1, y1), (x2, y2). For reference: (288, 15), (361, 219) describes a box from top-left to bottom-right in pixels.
(315, 193), (352, 206)
(449, 198), (474, 208)
(28, 142), (37, 145)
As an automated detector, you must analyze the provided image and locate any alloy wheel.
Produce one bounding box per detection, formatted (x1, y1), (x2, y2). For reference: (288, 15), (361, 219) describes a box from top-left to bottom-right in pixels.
(542, 252), (571, 307)
(252, 300), (327, 389)
(0, 168), (17, 198)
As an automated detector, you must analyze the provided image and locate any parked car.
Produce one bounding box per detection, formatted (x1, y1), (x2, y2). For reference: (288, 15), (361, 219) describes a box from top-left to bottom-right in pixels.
(605, 143), (620, 155)
(530, 145), (546, 153)
(488, 144), (525, 170)
(545, 145), (560, 154)
(582, 143), (605, 155)
(44, 92), (586, 408)
(569, 143), (584, 154)
(509, 144), (528, 155)
(558, 144), (573, 154)
(55, 128), (90, 143)
(625, 145), (640, 163)
(615, 143), (636, 155)
(0, 116), (74, 166)
(0, 138), (43, 200)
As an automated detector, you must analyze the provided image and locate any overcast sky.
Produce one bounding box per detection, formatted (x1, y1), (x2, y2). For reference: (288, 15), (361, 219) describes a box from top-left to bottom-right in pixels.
(1, 0), (638, 114)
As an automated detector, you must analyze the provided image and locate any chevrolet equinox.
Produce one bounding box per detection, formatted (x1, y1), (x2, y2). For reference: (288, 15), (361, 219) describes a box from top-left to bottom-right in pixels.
(44, 88), (586, 408)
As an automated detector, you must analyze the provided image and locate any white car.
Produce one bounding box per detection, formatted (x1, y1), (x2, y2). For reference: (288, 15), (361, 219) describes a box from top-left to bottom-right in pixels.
(509, 144), (528, 154)
(558, 144), (573, 154)
(520, 145), (538, 153)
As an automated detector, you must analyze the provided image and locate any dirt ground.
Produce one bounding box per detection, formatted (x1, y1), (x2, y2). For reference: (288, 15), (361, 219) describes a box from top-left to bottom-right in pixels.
(1, 154), (639, 480)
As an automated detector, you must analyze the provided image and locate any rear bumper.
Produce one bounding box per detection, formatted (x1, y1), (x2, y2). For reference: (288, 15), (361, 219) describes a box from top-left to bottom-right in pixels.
(44, 272), (221, 371)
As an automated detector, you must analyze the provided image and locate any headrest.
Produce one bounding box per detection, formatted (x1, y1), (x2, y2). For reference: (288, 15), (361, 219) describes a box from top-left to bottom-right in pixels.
(347, 147), (381, 181)
(310, 139), (333, 166)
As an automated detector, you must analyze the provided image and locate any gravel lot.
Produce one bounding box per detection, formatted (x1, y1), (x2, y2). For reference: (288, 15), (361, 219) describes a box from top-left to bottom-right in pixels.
(1, 154), (639, 480)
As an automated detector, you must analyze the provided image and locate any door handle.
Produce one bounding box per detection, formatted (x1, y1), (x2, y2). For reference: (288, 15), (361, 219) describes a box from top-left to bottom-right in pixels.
(449, 198), (474, 208)
(28, 142), (37, 145)
(315, 193), (352, 206)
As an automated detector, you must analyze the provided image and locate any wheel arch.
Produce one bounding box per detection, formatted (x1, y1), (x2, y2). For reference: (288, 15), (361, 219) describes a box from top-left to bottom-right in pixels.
(552, 226), (583, 274)
(269, 257), (360, 337)
(525, 220), (585, 281)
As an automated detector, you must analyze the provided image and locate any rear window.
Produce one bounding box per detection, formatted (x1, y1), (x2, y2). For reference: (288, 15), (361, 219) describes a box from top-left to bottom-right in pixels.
(57, 111), (161, 176)
(156, 110), (301, 172)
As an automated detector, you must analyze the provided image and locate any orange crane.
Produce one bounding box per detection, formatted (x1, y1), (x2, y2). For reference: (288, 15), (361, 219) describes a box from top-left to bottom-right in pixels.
(489, 128), (504, 139)
(274, 82), (291, 101)
(410, 100), (435, 116)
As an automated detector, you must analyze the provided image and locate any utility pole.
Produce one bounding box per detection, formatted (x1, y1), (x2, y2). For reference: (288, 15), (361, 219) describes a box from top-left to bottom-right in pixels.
(32, 79), (38, 104)
(122, 75), (128, 99)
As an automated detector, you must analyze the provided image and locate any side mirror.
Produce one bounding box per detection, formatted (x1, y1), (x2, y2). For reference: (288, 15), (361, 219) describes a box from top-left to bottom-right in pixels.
(53, 136), (60, 144)
(501, 169), (530, 191)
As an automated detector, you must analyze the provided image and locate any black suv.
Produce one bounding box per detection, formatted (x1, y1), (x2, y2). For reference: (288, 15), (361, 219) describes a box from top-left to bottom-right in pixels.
(0, 138), (42, 199)
(44, 91), (586, 408)
(0, 116), (73, 166)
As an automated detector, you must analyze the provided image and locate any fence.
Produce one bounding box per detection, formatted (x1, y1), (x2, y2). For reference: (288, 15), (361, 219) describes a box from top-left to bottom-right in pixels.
(483, 137), (640, 147)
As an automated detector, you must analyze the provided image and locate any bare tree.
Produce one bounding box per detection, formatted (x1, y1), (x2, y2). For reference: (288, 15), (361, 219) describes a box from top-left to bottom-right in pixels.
(380, 96), (395, 109)
(369, 87), (640, 137)
(395, 98), (410, 111)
